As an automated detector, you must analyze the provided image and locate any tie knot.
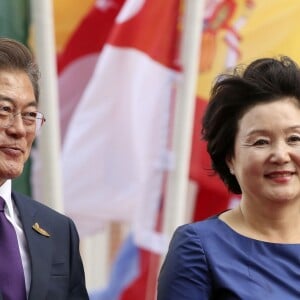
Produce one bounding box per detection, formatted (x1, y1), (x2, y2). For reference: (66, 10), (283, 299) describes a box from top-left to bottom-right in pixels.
(0, 197), (5, 212)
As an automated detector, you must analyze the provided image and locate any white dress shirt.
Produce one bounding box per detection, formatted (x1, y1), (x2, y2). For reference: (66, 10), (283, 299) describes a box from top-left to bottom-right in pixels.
(1, 180), (31, 297)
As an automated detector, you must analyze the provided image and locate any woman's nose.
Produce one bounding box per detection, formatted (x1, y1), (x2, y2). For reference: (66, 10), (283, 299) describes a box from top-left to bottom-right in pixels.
(270, 142), (290, 163)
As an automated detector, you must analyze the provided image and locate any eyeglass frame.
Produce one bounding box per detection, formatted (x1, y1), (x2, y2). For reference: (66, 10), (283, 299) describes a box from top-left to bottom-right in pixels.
(0, 104), (46, 134)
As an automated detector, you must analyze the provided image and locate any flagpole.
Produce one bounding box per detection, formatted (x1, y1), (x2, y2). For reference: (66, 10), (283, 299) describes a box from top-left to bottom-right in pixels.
(30, 0), (64, 212)
(162, 0), (205, 240)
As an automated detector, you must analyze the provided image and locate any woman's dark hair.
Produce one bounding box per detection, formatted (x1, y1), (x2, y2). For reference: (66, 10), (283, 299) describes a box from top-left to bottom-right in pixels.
(0, 37), (40, 102)
(202, 56), (300, 194)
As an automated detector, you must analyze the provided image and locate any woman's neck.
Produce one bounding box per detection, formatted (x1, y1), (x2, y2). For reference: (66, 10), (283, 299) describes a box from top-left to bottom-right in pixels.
(220, 201), (300, 243)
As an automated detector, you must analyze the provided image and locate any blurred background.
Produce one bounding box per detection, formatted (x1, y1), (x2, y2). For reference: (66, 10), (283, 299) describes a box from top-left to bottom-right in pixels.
(2, 0), (300, 299)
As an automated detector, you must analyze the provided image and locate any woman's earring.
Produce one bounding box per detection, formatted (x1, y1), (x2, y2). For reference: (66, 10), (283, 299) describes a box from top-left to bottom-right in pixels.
(230, 168), (234, 175)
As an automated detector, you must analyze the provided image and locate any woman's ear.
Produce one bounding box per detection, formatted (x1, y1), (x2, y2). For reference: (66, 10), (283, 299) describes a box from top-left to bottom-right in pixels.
(226, 155), (235, 175)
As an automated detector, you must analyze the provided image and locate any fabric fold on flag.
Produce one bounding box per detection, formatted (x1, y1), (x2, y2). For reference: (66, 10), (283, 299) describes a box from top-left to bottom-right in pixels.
(33, 1), (181, 299)
(61, 0), (181, 252)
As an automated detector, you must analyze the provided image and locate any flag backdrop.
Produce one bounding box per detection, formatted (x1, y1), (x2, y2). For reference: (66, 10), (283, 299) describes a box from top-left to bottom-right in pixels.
(3, 0), (300, 299)
(50, 0), (181, 299)
(59, 0), (180, 247)
(0, 0), (30, 43)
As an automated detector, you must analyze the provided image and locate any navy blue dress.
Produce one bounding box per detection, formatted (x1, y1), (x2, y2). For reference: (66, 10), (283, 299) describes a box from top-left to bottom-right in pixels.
(157, 215), (300, 299)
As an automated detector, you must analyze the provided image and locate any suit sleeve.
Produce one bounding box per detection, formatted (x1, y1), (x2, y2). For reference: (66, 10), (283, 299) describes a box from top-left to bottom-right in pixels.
(67, 218), (89, 299)
(157, 224), (212, 300)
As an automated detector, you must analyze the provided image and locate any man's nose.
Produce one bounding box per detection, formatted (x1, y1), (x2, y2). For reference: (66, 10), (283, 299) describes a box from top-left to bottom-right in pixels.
(6, 113), (26, 135)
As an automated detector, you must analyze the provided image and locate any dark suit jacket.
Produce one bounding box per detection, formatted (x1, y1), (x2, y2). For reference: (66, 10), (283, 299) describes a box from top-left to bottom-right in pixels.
(12, 191), (89, 300)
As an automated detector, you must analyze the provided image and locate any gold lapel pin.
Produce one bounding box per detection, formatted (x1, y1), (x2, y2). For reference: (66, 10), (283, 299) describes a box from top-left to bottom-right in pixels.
(32, 222), (50, 237)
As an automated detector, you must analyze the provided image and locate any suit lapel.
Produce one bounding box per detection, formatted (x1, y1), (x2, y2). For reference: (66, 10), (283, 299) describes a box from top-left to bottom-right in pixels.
(13, 193), (53, 300)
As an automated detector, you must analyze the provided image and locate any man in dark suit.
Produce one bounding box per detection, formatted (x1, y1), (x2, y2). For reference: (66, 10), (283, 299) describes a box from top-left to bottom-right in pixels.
(0, 38), (89, 299)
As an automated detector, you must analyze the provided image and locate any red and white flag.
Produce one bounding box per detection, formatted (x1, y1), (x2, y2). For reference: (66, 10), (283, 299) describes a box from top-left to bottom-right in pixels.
(60, 0), (181, 252)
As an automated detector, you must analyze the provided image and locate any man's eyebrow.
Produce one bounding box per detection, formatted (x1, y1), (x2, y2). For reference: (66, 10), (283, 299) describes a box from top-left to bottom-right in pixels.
(0, 95), (37, 107)
(0, 95), (13, 102)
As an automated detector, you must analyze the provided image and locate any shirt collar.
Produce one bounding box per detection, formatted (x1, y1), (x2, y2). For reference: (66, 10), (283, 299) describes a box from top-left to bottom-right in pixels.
(0, 180), (13, 214)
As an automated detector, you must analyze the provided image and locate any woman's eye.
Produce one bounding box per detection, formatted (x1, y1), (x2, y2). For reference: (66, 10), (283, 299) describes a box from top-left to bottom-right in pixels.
(253, 139), (269, 146)
(288, 135), (300, 143)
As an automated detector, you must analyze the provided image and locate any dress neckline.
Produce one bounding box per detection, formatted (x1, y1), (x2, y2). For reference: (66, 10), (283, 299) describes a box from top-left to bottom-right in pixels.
(215, 215), (300, 246)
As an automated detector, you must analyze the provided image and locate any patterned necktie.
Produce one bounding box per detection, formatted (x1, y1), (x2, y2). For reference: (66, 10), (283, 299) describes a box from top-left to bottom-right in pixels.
(0, 197), (26, 300)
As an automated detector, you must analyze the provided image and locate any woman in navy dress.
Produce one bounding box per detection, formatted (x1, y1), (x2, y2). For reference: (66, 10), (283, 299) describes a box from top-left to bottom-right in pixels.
(157, 56), (300, 299)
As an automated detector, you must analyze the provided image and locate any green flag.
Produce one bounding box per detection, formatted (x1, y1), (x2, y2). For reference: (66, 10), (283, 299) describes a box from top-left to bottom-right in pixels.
(0, 0), (30, 43)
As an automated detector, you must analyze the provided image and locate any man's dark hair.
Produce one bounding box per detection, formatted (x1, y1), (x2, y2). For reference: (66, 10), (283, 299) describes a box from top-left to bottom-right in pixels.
(0, 37), (40, 102)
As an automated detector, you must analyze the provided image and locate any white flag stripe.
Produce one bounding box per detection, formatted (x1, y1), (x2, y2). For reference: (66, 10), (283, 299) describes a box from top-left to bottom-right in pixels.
(62, 45), (178, 241)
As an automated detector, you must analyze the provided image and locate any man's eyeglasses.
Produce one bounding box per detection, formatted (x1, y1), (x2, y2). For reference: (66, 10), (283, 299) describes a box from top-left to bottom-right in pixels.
(0, 105), (46, 134)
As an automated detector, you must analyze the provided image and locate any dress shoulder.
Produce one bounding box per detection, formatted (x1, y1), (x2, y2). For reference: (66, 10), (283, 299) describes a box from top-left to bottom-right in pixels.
(157, 217), (219, 300)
